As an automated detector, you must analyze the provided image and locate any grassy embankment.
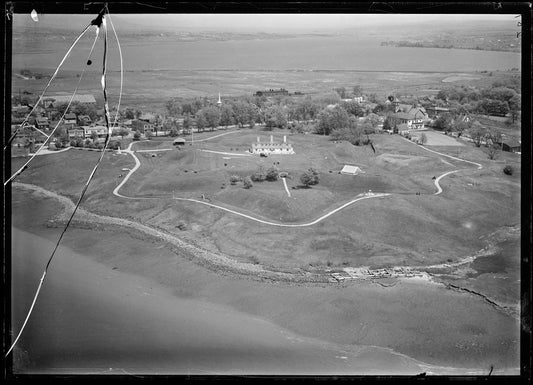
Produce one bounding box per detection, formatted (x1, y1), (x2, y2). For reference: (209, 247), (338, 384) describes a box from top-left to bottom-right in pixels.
(11, 128), (520, 275)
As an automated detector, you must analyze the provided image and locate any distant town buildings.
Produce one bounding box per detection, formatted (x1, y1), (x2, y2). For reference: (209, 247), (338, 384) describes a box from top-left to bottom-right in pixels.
(254, 88), (289, 97)
(251, 135), (294, 155)
(426, 106), (450, 118)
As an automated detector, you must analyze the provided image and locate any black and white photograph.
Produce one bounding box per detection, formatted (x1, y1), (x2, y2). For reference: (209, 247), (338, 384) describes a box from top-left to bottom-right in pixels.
(4, 1), (528, 379)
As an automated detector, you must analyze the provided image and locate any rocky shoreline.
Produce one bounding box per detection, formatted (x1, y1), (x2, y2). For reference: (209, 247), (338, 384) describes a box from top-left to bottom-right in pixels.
(13, 182), (519, 318)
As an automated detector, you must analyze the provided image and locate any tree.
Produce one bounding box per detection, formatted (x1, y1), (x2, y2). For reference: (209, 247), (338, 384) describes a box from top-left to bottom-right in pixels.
(353, 85), (363, 96)
(91, 131), (99, 142)
(182, 114), (192, 133)
(508, 94), (521, 123)
(220, 104), (235, 128)
(232, 100), (256, 128)
(316, 105), (349, 135)
(243, 176), (253, 189)
(300, 168), (319, 187)
(419, 133), (428, 145)
(263, 105), (288, 129)
(334, 87), (347, 99)
(266, 166), (279, 181)
(331, 119), (364, 145)
(133, 130), (141, 141)
(251, 166), (266, 182)
(342, 100), (365, 117)
(230, 175), (241, 185)
(124, 108), (135, 119)
(365, 113), (381, 130)
(383, 115), (400, 131)
(486, 143), (500, 160)
(197, 106), (221, 131)
(165, 98), (182, 116)
(295, 96), (320, 122)
(145, 130), (152, 139)
(195, 112), (207, 132)
(433, 113), (453, 132)
(467, 122), (486, 147)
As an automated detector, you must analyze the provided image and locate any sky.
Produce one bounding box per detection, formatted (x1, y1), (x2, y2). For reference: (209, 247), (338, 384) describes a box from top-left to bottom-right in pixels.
(14, 13), (519, 33)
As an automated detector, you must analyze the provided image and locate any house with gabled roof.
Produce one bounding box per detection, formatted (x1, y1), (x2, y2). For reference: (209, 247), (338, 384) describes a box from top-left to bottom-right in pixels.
(35, 117), (49, 130)
(64, 112), (77, 126)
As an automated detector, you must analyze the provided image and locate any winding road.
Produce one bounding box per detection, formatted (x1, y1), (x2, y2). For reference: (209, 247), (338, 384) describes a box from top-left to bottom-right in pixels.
(110, 132), (483, 227)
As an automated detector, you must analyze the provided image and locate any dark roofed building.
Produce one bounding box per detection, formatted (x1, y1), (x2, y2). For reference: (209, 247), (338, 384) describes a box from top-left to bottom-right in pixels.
(501, 138), (521, 153)
(64, 113), (77, 126)
(254, 88), (289, 97)
(35, 117), (49, 129)
(427, 106), (451, 118)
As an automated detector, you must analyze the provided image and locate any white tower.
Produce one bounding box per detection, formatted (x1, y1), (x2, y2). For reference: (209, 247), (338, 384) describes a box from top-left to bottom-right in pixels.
(217, 93), (222, 107)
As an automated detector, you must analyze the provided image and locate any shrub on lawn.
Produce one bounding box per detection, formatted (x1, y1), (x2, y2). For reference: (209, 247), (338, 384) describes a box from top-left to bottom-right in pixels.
(243, 176), (253, 189)
(503, 165), (513, 175)
(251, 167), (266, 182)
(266, 166), (279, 181)
(230, 175), (241, 185)
(300, 168), (319, 187)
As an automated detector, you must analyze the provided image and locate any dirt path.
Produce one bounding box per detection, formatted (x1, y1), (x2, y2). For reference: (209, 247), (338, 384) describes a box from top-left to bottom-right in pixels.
(281, 176), (291, 197)
(398, 136), (483, 195)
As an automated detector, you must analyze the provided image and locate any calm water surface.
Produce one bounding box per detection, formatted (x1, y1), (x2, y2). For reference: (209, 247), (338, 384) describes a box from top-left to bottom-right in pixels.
(11, 227), (435, 375)
(13, 36), (521, 72)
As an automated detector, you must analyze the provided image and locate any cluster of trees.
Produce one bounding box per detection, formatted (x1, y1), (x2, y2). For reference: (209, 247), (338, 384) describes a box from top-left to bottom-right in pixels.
(316, 104), (380, 145)
(163, 93), (350, 134)
(54, 101), (98, 121)
(300, 168), (319, 187)
(435, 79), (521, 121)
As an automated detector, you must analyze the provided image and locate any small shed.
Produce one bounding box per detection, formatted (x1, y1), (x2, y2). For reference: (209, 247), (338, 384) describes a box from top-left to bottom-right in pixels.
(502, 138), (521, 153)
(340, 165), (362, 175)
(173, 138), (186, 146)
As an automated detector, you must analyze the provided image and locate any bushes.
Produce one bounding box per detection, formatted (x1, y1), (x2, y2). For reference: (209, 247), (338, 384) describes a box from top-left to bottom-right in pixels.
(229, 175), (241, 185)
(251, 167), (267, 182)
(243, 176), (253, 189)
(503, 165), (513, 175)
(265, 166), (279, 181)
(300, 168), (319, 187)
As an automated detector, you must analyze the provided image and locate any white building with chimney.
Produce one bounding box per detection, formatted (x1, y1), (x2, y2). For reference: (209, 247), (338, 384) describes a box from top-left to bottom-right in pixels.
(251, 135), (294, 155)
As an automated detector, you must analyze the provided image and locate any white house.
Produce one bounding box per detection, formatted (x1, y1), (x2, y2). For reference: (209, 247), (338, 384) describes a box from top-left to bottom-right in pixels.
(251, 135), (294, 155)
(83, 125), (107, 138)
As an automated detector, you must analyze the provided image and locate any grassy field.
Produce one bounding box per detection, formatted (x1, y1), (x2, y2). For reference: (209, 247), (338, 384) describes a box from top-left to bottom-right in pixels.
(12, 128), (521, 278)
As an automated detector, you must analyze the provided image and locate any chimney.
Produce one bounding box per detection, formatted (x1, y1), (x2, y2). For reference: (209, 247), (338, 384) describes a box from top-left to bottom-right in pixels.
(283, 135), (286, 143)
(270, 135), (273, 143)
